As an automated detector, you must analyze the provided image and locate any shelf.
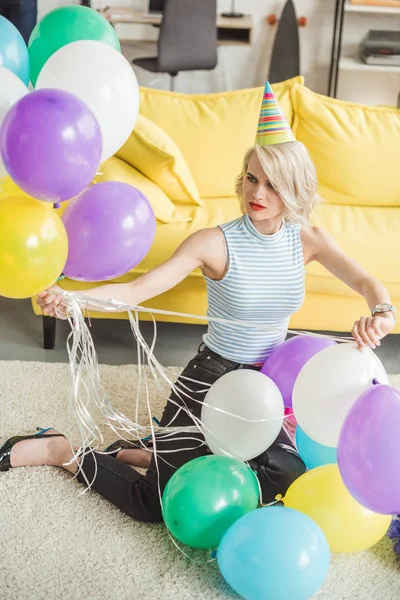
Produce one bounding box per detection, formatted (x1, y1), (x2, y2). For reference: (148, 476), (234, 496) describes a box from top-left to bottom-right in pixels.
(102, 9), (253, 46)
(345, 2), (400, 14)
(340, 55), (400, 71)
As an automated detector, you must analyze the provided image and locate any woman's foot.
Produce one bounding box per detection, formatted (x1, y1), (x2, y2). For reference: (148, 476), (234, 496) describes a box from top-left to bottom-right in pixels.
(116, 448), (152, 469)
(9, 430), (78, 474)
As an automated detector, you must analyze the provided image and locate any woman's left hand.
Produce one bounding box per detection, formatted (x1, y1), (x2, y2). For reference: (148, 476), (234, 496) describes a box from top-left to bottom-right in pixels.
(351, 315), (395, 349)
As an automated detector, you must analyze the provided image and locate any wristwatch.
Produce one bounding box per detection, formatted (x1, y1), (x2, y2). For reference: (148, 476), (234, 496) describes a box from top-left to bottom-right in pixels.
(371, 303), (397, 322)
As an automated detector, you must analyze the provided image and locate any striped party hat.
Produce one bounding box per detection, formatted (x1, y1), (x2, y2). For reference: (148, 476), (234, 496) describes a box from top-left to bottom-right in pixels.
(255, 82), (296, 146)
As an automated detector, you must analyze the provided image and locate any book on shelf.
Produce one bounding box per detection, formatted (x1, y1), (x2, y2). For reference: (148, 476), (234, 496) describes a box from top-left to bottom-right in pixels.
(350, 0), (400, 7)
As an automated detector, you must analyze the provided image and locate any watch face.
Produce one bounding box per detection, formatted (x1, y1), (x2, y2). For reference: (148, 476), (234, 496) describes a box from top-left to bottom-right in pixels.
(376, 303), (392, 311)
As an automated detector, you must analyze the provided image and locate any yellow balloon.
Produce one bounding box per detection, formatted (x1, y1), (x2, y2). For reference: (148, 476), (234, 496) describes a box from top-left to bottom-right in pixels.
(283, 464), (391, 553)
(0, 195), (68, 299)
(0, 177), (29, 200)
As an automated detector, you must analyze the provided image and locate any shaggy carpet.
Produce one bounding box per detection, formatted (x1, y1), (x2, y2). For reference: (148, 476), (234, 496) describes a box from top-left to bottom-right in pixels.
(0, 361), (399, 600)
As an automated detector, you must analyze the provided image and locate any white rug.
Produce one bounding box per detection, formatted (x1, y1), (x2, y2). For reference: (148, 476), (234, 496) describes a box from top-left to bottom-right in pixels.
(0, 361), (399, 600)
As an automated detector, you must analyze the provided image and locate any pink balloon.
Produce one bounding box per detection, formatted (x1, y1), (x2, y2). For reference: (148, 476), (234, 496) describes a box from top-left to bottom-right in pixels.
(338, 383), (400, 515)
(261, 336), (336, 409)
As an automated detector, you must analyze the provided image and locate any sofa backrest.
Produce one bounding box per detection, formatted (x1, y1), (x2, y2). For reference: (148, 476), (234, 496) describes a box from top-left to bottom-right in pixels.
(292, 85), (400, 208)
(138, 76), (303, 199)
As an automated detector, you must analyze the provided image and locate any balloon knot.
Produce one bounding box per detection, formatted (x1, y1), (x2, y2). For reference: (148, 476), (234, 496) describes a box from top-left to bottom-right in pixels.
(275, 494), (283, 502)
(372, 378), (380, 385)
(53, 202), (61, 209)
(388, 516), (400, 557)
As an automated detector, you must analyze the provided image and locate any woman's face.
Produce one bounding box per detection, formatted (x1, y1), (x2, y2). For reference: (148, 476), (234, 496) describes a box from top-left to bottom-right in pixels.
(243, 151), (285, 222)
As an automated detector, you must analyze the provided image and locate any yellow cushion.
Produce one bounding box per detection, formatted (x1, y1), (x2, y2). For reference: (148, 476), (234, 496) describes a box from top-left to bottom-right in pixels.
(127, 196), (242, 276)
(90, 196), (398, 301)
(116, 114), (202, 206)
(139, 76), (304, 198)
(293, 85), (400, 207)
(42, 198), (400, 298)
(54, 196), (400, 299)
(95, 157), (191, 224)
(308, 203), (400, 299)
(32, 196), (400, 334)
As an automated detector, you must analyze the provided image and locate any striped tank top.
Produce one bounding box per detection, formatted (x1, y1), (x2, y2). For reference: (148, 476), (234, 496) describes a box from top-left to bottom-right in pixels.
(203, 215), (305, 364)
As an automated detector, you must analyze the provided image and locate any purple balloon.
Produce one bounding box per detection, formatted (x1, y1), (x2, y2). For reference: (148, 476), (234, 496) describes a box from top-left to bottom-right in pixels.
(338, 383), (400, 515)
(261, 336), (336, 408)
(0, 89), (102, 203)
(62, 181), (156, 282)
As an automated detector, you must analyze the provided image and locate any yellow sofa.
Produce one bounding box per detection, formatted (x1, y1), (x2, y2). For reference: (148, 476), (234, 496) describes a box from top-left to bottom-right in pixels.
(33, 76), (400, 347)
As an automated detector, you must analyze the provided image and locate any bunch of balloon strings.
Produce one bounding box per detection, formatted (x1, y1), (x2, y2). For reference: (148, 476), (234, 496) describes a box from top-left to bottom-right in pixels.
(55, 291), (352, 563)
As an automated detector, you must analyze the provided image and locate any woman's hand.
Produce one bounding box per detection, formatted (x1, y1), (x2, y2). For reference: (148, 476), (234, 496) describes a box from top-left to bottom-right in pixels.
(351, 314), (395, 349)
(37, 286), (70, 318)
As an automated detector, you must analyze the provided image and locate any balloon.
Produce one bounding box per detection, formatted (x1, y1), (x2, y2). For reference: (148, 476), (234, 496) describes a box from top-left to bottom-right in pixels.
(36, 40), (139, 163)
(292, 343), (389, 447)
(0, 89), (102, 203)
(338, 383), (400, 515)
(162, 455), (259, 549)
(0, 195), (68, 298)
(201, 370), (284, 462)
(0, 177), (29, 200)
(0, 16), (30, 85)
(28, 6), (121, 86)
(262, 335), (336, 408)
(62, 181), (156, 282)
(0, 67), (29, 179)
(296, 425), (337, 470)
(284, 464), (391, 553)
(217, 506), (330, 600)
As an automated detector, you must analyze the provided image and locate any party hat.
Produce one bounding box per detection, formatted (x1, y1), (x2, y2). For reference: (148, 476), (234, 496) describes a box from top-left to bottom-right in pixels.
(255, 82), (296, 146)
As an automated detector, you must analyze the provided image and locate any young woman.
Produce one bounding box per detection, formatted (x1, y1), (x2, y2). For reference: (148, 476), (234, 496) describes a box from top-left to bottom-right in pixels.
(0, 88), (396, 524)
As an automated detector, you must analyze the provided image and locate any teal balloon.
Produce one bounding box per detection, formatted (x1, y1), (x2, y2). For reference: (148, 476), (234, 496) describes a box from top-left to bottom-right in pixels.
(0, 16), (30, 85)
(296, 425), (337, 470)
(162, 455), (259, 549)
(217, 506), (330, 600)
(28, 6), (121, 86)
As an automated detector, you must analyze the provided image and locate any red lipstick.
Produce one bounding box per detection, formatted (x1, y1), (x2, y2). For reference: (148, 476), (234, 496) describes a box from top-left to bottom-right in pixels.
(249, 202), (265, 211)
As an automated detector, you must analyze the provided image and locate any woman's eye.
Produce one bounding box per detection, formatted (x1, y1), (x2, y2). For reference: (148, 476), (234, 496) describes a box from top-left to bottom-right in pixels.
(246, 174), (256, 183)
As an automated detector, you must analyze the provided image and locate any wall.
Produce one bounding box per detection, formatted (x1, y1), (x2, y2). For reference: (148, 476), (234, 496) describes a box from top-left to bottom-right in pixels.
(37, 0), (400, 105)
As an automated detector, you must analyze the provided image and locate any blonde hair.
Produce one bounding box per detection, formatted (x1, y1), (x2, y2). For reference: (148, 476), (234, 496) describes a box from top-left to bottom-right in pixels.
(235, 141), (320, 226)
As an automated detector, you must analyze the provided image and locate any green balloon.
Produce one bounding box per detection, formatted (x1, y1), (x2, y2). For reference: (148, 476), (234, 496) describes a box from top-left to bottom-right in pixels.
(28, 6), (121, 86)
(162, 455), (259, 549)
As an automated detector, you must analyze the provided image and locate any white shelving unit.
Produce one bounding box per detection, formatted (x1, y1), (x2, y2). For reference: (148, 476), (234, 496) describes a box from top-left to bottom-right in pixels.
(328, 1), (400, 97)
(345, 3), (400, 15)
(340, 55), (400, 71)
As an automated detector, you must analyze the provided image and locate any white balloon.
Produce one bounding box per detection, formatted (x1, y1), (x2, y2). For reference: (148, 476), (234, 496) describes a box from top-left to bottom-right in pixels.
(0, 67), (29, 179)
(36, 40), (139, 163)
(201, 370), (284, 462)
(292, 343), (389, 448)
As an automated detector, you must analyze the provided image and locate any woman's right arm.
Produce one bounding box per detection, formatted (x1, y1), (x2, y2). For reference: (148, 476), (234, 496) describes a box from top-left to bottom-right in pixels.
(37, 228), (218, 317)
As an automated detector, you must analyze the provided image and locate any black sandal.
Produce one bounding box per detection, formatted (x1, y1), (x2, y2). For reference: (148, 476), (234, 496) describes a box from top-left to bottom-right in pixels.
(0, 427), (66, 472)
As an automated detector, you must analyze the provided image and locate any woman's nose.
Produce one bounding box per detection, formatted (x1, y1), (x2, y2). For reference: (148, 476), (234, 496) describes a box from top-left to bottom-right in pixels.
(254, 187), (266, 201)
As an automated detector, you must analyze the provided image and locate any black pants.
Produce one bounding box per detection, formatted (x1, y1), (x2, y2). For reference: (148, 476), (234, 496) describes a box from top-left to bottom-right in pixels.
(76, 345), (306, 522)
(0, 0), (37, 44)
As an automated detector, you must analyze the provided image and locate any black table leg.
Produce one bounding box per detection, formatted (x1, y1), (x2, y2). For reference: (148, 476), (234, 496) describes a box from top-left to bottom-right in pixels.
(43, 316), (56, 350)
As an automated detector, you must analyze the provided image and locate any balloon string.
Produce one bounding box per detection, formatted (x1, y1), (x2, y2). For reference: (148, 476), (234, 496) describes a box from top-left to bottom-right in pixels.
(53, 294), (353, 562)
(54, 292), (355, 455)
(62, 291), (354, 343)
